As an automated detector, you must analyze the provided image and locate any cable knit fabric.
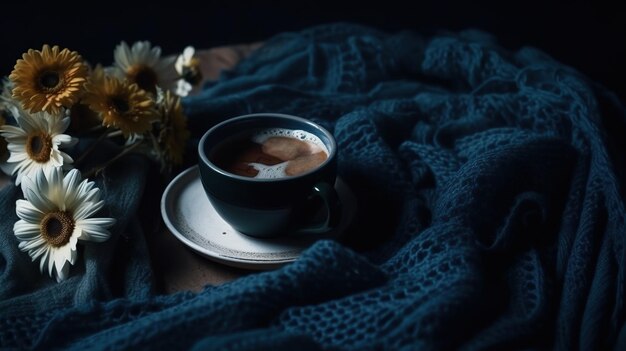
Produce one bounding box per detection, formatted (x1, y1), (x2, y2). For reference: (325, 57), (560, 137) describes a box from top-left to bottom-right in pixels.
(1, 23), (625, 350)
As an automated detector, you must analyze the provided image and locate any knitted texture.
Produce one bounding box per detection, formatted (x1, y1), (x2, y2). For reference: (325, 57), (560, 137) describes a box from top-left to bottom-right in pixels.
(1, 23), (625, 350)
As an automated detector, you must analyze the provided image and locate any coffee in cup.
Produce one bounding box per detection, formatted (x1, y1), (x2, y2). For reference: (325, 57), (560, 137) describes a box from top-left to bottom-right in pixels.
(198, 113), (341, 238)
(210, 128), (329, 179)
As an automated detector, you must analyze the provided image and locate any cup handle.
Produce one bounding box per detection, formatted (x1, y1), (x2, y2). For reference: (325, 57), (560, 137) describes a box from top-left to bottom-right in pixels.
(293, 182), (342, 235)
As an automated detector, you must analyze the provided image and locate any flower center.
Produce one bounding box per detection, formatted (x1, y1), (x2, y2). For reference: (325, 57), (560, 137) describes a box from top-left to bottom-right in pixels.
(41, 211), (75, 247)
(182, 68), (202, 85)
(128, 65), (158, 94)
(110, 96), (130, 113)
(26, 132), (53, 163)
(38, 71), (63, 92)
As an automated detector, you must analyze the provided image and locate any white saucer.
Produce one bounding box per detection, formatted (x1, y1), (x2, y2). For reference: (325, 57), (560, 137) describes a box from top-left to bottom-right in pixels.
(160, 165), (356, 270)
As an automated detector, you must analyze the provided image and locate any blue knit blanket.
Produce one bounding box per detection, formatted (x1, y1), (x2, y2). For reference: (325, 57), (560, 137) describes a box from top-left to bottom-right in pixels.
(2, 23), (625, 350)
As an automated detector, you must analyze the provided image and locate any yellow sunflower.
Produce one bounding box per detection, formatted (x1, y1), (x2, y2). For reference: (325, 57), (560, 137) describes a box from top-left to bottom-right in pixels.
(83, 73), (158, 137)
(10, 45), (88, 115)
(156, 90), (190, 168)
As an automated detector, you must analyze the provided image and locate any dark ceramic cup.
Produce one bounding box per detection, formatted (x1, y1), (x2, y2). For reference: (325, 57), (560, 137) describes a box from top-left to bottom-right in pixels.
(198, 113), (341, 238)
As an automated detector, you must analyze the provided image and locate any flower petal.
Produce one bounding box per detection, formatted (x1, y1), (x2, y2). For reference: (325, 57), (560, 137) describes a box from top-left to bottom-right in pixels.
(14, 219), (40, 231)
(47, 166), (63, 187)
(29, 244), (49, 262)
(24, 186), (55, 212)
(60, 151), (73, 165)
(0, 125), (27, 138)
(39, 249), (50, 273)
(52, 117), (71, 135)
(49, 150), (64, 167)
(14, 220), (42, 240)
(63, 169), (82, 207)
(46, 167), (66, 206)
(54, 244), (72, 273)
(7, 151), (29, 163)
(6, 142), (26, 152)
(73, 200), (104, 220)
(70, 179), (98, 208)
(77, 217), (116, 228)
(56, 261), (70, 282)
(48, 248), (56, 277)
(69, 235), (78, 259)
(16, 112), (37, 132)
(183, 46), (195, 61)
(82, 187), (101, 204)
(14, 162), (33, 186)
(18, 237), (46, 251)
(52, 133), (75, 147)
(116, 41), (132, 69)
(16, 199), (44, 223)
(76, 221), (112, 242)
(34, 167), (50, 194)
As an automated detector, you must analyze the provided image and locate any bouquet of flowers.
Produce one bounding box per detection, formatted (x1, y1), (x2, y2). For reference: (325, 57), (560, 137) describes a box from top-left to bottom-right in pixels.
(0, 42), (203, 282)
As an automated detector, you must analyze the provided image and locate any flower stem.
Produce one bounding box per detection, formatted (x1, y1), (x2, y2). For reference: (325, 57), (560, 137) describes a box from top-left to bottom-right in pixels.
(81, 141), (143, 179)
(75, 130), (110, 165)
(107, 130), (123, 138)
(148, 131), (166, 173)
(75, 124), (105, 137)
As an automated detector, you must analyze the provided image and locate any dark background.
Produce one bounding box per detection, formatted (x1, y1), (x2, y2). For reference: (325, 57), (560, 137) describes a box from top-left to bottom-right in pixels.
(2, 1), (624, 101)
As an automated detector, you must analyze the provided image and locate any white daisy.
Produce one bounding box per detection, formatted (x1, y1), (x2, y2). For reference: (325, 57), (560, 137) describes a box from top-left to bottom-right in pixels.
(174, 46), (195, 75)
(14, 167), (116, 282)
(174, 46), (202, 97)
(0, 110), (77, 185)
(113, 41), (177, 95)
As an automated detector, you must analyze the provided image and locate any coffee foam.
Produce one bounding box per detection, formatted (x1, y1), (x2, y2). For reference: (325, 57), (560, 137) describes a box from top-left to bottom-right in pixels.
(248, 162), (289, 179)
(249, 128), (329, 179)
(251, 128), (328, 155)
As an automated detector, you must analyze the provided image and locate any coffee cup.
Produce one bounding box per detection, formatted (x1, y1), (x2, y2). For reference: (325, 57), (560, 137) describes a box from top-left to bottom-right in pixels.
(198, 113), (341, 238)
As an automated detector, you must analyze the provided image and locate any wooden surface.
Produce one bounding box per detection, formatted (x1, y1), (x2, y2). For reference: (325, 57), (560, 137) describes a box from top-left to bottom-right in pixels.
(147, 220), (252, 293)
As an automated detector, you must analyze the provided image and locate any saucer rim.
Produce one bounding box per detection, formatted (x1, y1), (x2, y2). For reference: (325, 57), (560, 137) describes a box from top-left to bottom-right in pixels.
(160, 165), (353, 270)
